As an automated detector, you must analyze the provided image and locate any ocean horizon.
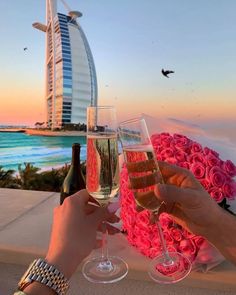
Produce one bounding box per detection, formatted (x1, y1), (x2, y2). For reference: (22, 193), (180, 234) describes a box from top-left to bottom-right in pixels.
(0, 132), (86, 171)
(0, 119), (236, 173)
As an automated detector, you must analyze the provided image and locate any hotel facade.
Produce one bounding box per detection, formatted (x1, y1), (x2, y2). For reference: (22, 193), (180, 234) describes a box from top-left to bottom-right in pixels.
(33, 0), (97, 129)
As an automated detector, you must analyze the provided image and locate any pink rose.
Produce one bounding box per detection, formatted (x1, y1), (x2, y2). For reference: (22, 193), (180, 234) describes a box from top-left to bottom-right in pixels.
(135, 233), (151, 250)
(204, 147), (219, 158)
(178, 239), (197, 261)
(182, 229), (195, 239)
(152, 133), (172, 148)
(223, 160), (236, 177)
(206, 154), (220, 167)
(167, 245), (178, 253)
(163, 231), (175, 245)
(174, 134), (191, 151)
(209, 187), (224, 203)
(148, 247), (161, 259)
(222, 181), (236, 200)
(169, 227), (183, 242)
(207, 166), (227, 188)
(160, 136), (172, 148)
(160, 148), (174, 159)
(122, 212), (136, 229)
(191, 142), (203, 153)
(190, 162), (205, 179)
(192, 236), (205, 249)
(151, 237), (161, 248)
(200, 179), (211, 191)
(151, 135), (160, 147)
(178, 161), (190, 169)
(175, 150), (187, 162)
(159, 213), (173, 229)
(188, 152), (205, 164)
(136, 211), (150, 231)
(165, 157), (178, 165)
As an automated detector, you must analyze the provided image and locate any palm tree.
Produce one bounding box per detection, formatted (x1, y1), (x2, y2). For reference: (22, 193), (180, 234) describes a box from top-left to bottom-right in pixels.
(0, 166), (19, 188)
(18, 163), (40, 190)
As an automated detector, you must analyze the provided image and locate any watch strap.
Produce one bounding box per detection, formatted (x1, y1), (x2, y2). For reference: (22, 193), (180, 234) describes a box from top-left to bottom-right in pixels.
(18, 258), (69, 295)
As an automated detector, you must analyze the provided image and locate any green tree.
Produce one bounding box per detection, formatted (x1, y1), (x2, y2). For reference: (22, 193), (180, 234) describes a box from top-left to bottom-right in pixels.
(0, 166), (20, 188)
(18, 163), (40, 190)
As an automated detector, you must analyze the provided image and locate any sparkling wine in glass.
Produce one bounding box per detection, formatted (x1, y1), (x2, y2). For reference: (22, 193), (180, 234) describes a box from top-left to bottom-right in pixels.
(118, 117), (192, 284)
(82, 106), (128, 283)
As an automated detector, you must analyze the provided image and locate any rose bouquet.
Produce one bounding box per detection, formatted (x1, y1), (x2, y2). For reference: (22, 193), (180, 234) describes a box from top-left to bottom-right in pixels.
(120, 132), (236, 270)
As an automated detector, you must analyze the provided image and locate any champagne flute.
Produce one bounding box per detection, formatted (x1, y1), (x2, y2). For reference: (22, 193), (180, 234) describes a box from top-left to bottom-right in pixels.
(118, 117), (192, 284)
(82, 106), (128, 283)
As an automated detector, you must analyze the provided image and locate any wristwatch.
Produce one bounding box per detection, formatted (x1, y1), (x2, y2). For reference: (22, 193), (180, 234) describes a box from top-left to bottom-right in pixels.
(17, 258), (69, 295)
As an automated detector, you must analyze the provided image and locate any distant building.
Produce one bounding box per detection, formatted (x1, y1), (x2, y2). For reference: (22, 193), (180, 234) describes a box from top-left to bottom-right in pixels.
(33, 0), (97, 129)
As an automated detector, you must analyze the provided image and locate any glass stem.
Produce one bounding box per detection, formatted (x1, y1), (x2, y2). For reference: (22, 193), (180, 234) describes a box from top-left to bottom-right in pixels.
(101, 220), (109, 261)
(157, 220), (173, 265)
(97, 220), (113, 272)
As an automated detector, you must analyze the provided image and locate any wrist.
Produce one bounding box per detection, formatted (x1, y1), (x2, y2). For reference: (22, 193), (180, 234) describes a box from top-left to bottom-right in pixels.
(45, 253), (81, 279)
(24, 281), (56, 295)
(202, 207), (235, 254)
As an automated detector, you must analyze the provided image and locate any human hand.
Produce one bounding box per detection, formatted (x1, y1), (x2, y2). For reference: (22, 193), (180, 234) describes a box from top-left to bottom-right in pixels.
(45, 189), (119, 279)
(155, 161), (222, 237)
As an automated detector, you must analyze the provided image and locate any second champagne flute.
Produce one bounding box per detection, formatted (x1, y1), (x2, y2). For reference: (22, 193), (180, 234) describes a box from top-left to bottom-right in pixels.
(82, 106), (128, 283)
(118, 117), (192, 284)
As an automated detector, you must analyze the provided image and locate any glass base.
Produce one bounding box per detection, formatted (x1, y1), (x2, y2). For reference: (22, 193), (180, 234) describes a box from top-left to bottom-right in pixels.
(82, 256), (128, 283)
(148, 252), (192, 284)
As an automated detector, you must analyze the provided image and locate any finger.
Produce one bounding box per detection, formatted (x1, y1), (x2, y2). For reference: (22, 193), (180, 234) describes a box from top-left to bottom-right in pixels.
(157, 161), (189, 179)
(126, 159), (156, 173)
(71, 189), (100, 208)
(157, 201), (175, 216)
(155, 183), (199, 207)
(70, 189), (89, 205)
(84, 202), (105, 215)
(130, 172), (161, 189)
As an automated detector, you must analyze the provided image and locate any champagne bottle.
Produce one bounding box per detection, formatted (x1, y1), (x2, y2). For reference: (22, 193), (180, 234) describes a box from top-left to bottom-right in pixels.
(60, 143), (85, 205)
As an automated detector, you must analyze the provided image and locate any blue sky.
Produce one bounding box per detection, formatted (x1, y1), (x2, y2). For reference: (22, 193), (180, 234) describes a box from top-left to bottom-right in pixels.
(0, 0), (236, 125)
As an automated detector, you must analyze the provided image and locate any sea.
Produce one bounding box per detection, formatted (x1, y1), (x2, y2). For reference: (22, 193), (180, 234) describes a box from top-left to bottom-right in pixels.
(0, 132), (87, 172)
(0, 118), (236, 173)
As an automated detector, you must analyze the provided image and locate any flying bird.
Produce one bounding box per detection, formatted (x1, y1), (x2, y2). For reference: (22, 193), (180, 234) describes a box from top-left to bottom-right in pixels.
(161, 69), (174, 78)
(23, 47), (28, 51)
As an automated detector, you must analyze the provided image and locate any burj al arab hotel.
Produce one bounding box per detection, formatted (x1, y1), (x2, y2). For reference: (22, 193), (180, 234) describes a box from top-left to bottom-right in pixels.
(33, 0), (97, 129)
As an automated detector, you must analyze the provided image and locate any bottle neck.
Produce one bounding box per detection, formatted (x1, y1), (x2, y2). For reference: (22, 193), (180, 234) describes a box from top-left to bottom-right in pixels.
(71, 146), (80, 166)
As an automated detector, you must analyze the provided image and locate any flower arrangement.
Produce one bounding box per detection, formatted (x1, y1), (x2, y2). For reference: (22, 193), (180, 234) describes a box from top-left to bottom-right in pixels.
(120, 132), (236, 265)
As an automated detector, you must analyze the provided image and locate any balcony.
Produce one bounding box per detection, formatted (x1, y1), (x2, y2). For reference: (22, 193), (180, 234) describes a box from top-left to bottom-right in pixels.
(0, 188), (235, 295)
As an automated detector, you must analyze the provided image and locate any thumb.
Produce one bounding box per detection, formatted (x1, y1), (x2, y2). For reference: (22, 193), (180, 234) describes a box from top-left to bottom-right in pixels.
(155, 183), (196, 206)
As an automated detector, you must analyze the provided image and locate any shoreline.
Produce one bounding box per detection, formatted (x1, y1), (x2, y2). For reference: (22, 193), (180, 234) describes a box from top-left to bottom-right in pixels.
(0, 128), (86, 137)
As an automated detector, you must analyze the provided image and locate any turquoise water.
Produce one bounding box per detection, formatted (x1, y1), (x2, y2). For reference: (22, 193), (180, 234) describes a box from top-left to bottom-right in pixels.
(0, 132), (87, 171)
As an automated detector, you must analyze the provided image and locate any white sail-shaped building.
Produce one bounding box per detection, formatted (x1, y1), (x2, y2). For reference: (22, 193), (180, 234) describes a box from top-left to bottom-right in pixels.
(33, 0), (97, 129)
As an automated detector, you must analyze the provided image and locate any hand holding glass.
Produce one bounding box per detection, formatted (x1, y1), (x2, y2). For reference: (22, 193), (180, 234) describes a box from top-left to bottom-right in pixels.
(118, 118), (192, 284)
(82, 106), (128, 283)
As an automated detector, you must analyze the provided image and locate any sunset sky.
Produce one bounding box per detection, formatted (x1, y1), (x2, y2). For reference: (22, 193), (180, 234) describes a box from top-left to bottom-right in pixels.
(0, 0), (236, 126)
